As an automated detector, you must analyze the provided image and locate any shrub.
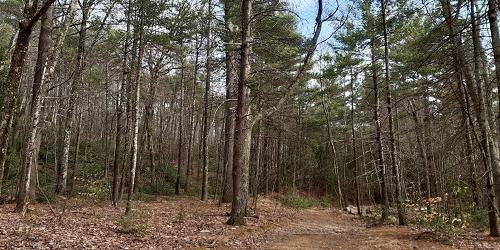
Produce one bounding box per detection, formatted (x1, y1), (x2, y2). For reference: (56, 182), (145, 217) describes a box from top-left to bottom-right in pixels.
(175, 204), (186, 223)
(117, 211), (147, 234)
(415, 211), (458, 236)
(455, 206), (488, 229)
(280, 195), (315, 209)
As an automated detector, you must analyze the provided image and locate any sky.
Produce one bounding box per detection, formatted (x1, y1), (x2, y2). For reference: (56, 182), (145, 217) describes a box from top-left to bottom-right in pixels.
(286, 0), (349, 51)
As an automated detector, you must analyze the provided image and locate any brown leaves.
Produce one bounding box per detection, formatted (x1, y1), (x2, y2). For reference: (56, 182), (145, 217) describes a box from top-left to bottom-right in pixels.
(0, 196), (292, 249)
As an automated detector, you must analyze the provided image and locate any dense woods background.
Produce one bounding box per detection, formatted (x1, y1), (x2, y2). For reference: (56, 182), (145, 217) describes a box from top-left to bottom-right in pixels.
(2, 0), (500, 237)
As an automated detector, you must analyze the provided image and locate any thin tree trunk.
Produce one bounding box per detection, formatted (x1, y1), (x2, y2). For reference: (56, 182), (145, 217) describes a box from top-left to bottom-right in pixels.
(380, 0), (405, 225)
(57, 0), (89, 194)
(175, 59), (185, 195)
(126, 19), (144, 214)
(68, 112), (82, 195)
(201, 0), (213, 201)
(440, 0), (499, 236)
(370, 15), (389, 220)
(186, 36), (200, 193)
(350, 68), (361, 215)
(320, 82), (343, 208)
(112, 0), (131, 207)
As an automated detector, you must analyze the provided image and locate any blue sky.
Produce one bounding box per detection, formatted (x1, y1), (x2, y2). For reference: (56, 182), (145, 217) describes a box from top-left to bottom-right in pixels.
(286, 0), (349, 51)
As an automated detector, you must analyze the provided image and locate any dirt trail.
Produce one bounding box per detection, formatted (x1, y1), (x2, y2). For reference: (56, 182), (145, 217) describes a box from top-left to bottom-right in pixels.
(262, 208), (491, 250)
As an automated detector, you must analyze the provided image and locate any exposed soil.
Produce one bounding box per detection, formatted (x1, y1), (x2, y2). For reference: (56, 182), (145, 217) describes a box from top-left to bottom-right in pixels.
(261, 207), (499, 249)
(0, 196), (499, 249)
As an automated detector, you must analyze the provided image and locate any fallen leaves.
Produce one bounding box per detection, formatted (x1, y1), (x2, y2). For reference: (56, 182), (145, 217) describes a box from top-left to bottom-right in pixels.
(0, 196), (293, 249)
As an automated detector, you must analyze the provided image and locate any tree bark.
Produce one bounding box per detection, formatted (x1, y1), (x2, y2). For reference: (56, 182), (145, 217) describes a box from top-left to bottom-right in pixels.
(320, 80), (343, 208)
(221, 0), (236, 204)
(487, 0), (500, 211)
(175, 58), (185, 195)
(186, 36), (200, 193)
(57, 0), (89, 194)
(0, 0), (56, 199)
(201, 0), (213, 201)
(350, 68), (361, 215)
(112, 0), (132, 207)
(440, 0), (499, 236)
(380, 0), (405, 225)
(125, 19), (144, 214)
(227, 0), (253, 225)
(369, 16), (389, 221)
(15, 4), (53, 213)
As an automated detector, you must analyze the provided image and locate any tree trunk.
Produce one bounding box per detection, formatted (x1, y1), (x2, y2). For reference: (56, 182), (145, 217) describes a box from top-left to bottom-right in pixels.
(487, 0), (500, 211)
(146, 72), (157, 188)
(440, 0), (499, 236)
(350, 68), (361, 215)
(469, 0), (500, 229)
(370, 18), (389, 221)
(57, 0), (89, 194)
(0, 0), (57, 199)
(14, 4), (53, 213)
(112, 0), (131, 207)
(380, 0), (405, 225)
(221, 0), (236, 204)
(201, 0), (213, 201)
(186, 36), (200, 193)
(68, 112), (82, 195)
(175, 58), (185, 195)
(227, 0), (253, 225)
(409, 100), (431, 202)
(125, 21), (144, 214)
(320, 80), (343, 208)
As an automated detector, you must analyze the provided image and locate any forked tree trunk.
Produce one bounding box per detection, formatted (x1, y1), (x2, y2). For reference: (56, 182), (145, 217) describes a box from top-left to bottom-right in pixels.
(0, 0), (56, 199)
(15, 5), (53, 213)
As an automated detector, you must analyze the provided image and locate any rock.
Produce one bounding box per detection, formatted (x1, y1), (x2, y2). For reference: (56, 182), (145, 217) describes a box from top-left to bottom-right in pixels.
(345, 205), (358, 215)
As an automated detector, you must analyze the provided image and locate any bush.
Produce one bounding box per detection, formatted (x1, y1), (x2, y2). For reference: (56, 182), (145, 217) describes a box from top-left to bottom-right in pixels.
(117, 211), (147, 234)
(415, 211), (458, 236)
(280, 195), (315, 209)
(318, 195), (333, 208)
(134, 192), (158, 202)
(175, 204), (186, 223)
(454, 206), (488, 229)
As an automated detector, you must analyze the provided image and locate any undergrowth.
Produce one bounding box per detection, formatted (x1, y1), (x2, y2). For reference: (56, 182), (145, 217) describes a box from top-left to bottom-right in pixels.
(279, 194), (332, 209)
(116, 210), (147, 234)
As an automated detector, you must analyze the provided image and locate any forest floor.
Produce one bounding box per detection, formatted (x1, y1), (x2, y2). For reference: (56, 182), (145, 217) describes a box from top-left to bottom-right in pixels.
(0, 195), (499, 249)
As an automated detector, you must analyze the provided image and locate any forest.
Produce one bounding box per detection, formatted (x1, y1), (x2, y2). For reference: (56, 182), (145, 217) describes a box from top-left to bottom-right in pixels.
(1, 0), (500, 248)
